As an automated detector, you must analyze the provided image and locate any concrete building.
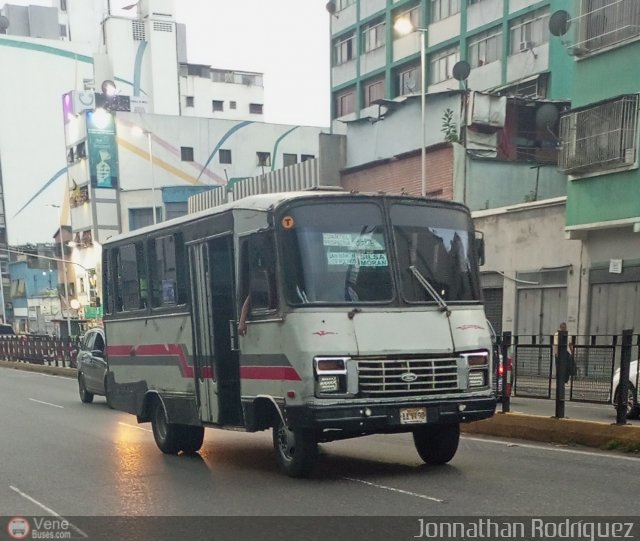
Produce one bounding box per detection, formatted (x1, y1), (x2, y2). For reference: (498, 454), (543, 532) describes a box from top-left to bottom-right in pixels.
(554, 0), (640, 336)
(7, 245), (60, 334)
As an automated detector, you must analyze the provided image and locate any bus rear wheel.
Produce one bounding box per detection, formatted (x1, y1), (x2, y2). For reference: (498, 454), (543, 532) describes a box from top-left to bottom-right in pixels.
(151, 400), (181, 454)
(272, 416), (318, 478)
(178, 425), (205, 454)
(413, 423), (460, 465)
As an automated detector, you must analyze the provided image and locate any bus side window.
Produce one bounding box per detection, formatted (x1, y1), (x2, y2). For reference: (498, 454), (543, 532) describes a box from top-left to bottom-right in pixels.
(241, 233), (278, 315)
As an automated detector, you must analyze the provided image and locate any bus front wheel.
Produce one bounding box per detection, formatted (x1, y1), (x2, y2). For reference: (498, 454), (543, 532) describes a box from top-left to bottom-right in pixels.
(272, 416), (318, 478)
(413, 423), (460, 465)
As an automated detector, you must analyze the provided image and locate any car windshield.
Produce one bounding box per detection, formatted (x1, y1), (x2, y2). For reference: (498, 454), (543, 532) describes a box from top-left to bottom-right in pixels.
(279, 201), (393, 305)
(390, 203), (481, 303)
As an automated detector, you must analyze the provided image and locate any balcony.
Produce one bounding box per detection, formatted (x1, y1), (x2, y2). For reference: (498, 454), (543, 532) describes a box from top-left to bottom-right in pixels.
(569, 0), (640, 56)
(559, 95), (639, 174)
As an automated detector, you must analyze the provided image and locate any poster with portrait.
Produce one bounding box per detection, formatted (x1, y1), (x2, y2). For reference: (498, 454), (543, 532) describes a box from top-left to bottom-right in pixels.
(87, 110), (120, 189)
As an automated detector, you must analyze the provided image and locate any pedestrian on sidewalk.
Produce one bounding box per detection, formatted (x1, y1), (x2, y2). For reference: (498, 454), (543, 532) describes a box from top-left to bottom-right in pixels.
(553, 322), (576, 384)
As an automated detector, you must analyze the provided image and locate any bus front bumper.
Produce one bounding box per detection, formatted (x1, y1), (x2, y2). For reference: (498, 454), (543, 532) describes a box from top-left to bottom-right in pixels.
(285, 396), (496, 434)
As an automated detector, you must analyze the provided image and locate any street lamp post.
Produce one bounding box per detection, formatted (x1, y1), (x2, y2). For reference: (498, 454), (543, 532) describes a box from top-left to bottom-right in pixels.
(394, 18), (428, 197)
(146, 130), (157, 224)
(419, 28), (427, 197)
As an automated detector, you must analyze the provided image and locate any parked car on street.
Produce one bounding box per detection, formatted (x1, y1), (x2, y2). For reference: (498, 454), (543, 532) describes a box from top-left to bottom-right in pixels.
(612, 360), (639, 419)
(76, 327), (110, 406)
(488, 321), (512, 401)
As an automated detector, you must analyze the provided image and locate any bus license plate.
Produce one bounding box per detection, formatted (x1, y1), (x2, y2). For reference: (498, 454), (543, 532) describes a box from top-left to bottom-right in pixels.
(400, 407), (427, 424)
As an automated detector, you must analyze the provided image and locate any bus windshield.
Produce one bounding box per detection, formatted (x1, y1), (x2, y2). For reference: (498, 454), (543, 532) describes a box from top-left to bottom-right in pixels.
(390, 202), (481, 303)
(279, 201), (393, 305)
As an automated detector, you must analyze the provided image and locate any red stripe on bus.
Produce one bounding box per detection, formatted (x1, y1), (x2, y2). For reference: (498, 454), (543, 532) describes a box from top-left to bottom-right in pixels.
(240, 366), (301, 381)
(106, 344), (213, 379)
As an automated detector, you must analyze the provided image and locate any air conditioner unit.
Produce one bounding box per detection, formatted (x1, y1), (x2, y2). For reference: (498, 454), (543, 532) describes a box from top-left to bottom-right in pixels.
(519, 40), (534, 52)
(71, 90), (95, 114)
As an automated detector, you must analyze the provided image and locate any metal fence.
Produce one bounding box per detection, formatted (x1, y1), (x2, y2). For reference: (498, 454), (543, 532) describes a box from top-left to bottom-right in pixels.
(0, 336), (81, 368)
(511, 334), (640, 404)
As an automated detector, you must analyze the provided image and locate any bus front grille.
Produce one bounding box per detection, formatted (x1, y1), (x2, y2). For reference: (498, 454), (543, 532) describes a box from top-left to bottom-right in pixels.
(356, 357), (460, 397)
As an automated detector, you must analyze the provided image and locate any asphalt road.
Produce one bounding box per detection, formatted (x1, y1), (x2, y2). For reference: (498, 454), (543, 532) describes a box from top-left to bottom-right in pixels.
(1, 367), (639, 520)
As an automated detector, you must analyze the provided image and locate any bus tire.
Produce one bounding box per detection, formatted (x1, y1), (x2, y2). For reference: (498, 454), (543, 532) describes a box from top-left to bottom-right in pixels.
(178, 425), (205, 454)
(413, 423), (460, 465)
(151, 399), (180, 455)
(78, 375), (94, 404)
(272, 416), (318, 478)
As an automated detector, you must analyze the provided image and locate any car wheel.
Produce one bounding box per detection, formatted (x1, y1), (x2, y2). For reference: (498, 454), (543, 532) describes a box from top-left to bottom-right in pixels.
(413, 423), (460, 465)
(151, 399), (181, 454)
(104, 377), (114, 409)
(272, 415), (318, 478)
(78, 374), (94, 404)
(616, 383), (640, 420)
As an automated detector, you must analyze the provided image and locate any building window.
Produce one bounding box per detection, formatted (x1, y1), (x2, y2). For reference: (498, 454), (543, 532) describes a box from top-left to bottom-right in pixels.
(249, 103), (264, 114)
(60, 24), (67, 38)
(396, 63), (421, 96)
(337, 0), (355, 11)
(60, 0), (67, 11)
(334, 33), (355, 65)
(362, 20), (386, 53)
(363, 78), (385, 107)
(431, 0), (460, 23)
(573, 0), (640, 54)
(185, 96), (194, 107)
(335, 88), (355, 117)
(230, 101), (237, 109)
(394, 5), (420, 37)
(429, 46), (459, 84)
(509, 8), (550, 55)
(301, 154), (315, 162)
(257, 152), (271, 167)
(283, 153), (297, 167)
(468, 27), (502, 68)
(212, 100), (224, 112)
(559, 94), (639, 174)
(181, 146), (194, 161)
(219, 149), (232, 164)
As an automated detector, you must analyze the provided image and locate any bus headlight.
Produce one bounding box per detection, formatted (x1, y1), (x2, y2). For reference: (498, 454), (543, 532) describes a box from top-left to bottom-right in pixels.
(314, 356), (350, 396)
(460, 351), (489, 389)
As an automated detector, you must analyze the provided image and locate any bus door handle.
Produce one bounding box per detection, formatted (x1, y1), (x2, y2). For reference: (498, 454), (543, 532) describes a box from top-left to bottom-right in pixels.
(229, 320), (239, 351)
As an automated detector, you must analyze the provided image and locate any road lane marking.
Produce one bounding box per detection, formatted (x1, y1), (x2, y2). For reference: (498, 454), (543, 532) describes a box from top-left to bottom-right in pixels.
(10, 486), (88, 538)
(118, 421), (152, 432)
(462, 435), (640, 462)
(343, 477), (444, 503)
(28, 398), (64, 409)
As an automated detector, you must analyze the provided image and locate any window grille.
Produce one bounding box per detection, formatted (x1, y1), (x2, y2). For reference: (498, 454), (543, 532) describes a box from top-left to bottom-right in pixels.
(559, 95), (639, 174)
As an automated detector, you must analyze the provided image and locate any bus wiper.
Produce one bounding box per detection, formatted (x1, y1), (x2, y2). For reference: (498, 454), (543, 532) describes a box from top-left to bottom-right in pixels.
(408, 265), (450, 315)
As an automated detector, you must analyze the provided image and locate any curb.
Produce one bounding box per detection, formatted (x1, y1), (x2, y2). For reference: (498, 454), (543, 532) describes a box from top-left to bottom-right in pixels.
(462, 412), (640, 450)
(0, 360), (77, 379)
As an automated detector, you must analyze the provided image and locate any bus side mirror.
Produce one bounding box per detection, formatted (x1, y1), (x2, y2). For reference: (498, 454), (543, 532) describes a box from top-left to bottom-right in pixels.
(475, 231), (485, 266)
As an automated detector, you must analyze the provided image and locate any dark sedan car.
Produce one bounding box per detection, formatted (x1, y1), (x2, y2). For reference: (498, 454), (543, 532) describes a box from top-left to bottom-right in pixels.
(77, 327), (110, 406)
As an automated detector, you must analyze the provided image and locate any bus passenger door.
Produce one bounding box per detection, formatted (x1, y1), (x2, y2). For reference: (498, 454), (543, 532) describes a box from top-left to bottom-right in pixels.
(189, 243), (219, 424)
